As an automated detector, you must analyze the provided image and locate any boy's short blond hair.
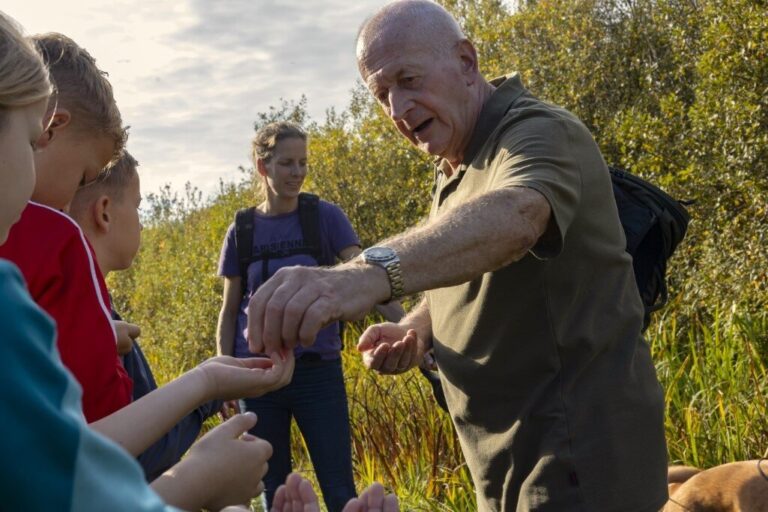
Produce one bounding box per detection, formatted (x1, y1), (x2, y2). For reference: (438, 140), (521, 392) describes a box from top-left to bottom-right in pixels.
(33, 32), (126, 160)
(69, 151), (139, 217)
(0, 11), (52, 126)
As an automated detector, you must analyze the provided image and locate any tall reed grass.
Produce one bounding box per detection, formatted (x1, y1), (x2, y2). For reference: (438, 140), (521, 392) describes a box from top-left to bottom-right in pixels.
(653, 310), (768, 467)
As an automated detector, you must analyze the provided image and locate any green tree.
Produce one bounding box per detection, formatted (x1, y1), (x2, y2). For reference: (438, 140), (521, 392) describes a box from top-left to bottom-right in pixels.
(306, 84), (433, 248)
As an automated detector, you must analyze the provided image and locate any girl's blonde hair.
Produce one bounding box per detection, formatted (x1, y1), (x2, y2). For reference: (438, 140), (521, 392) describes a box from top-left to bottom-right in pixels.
(0, 11), (52, 122)
(251, 121), (307, 164)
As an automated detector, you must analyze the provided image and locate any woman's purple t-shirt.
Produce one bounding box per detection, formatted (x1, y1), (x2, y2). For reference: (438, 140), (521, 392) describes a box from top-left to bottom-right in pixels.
(217, 200), (360, 359)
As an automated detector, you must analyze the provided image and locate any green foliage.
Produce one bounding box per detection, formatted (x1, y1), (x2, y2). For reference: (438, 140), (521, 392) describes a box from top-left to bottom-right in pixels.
(471, 0), (768, 314)
(306, 85), (433, 247)
(109, 0), (768, 508)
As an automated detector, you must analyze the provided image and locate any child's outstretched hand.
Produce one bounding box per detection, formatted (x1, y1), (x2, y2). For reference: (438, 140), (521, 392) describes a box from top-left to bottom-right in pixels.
(197, 350), (295, 402)
(113, 320), (140, 355)
(159, 412), (272, 512)
(271, 473), (321, 512)
(270, 474), (400, 512)
(343, 482), (399, 512)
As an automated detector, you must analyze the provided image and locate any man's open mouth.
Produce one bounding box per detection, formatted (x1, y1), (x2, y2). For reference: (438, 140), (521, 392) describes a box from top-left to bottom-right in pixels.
(414, 118), (433, 136)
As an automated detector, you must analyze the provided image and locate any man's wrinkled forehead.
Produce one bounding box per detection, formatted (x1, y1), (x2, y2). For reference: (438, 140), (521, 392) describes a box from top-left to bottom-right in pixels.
(358, 30), (439, 82)
(359, 37), (400, 81)
(357, 26), (403, 68)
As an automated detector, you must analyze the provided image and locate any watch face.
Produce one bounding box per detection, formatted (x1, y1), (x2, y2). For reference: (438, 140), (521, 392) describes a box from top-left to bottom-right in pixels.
(365, 246), (395, 262)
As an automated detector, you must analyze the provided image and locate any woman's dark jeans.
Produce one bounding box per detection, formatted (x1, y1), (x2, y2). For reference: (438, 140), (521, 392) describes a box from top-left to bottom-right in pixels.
(240, 356), (356, 512)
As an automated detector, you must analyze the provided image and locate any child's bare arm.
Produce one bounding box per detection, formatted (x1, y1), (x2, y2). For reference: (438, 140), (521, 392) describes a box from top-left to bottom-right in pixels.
(90, 352), (294, 456)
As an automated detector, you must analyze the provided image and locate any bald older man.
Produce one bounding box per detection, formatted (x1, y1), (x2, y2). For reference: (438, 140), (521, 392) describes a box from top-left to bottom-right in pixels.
(246, 1), (668, 510)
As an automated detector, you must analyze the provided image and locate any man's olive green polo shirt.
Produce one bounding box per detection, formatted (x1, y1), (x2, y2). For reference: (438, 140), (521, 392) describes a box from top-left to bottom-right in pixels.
(426, 74), (668, 512)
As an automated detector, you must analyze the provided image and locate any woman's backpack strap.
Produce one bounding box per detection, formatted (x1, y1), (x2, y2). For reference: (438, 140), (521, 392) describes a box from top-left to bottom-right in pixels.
(297, 193), (325, 264)
(234, 207), (256, 295)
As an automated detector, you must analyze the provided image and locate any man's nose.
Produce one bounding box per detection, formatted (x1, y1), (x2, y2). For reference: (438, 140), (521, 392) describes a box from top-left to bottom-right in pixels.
(389, 90), (411, 122)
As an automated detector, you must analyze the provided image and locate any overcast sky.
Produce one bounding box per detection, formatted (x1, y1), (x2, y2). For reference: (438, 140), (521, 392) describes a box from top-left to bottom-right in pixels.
(7, 0), (392, 198)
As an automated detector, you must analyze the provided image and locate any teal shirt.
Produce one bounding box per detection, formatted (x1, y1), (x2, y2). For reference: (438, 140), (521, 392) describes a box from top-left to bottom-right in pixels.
(0, 260), (180, 512)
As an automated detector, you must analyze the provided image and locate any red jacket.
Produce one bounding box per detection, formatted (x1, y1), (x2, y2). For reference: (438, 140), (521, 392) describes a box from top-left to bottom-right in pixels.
(0, 202), (132, 422)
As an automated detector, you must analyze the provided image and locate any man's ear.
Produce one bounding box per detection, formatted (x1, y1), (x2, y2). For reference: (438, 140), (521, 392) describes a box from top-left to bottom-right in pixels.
(457, 39), (480, 84)
(34, 108), (72, 150)
(92, 195), (112, 233)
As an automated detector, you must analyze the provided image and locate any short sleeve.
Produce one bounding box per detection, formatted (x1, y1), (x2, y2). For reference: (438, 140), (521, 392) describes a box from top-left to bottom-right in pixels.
(322, 203), (361, 257)
(217, 222), (240, 277)
(38, 227), (132, 422)
(490, 116), (583, 259)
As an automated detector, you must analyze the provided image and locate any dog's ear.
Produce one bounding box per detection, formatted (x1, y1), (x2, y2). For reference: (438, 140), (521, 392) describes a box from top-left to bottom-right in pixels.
(667, 465), (702, 485)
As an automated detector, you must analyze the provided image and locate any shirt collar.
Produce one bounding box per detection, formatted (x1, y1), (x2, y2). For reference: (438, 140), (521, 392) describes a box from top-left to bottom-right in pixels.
(433, 73), (528, 185)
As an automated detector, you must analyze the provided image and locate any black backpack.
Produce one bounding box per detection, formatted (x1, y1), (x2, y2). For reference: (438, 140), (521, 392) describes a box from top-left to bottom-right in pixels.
(235, 193), (354, 355)
(421, 166), (691, 410)
(234, 192), (328, 296)
(608, 166), (691, 330)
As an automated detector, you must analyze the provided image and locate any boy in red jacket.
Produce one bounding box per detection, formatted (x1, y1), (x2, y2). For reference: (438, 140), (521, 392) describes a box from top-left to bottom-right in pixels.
(0, 32), (132, 422)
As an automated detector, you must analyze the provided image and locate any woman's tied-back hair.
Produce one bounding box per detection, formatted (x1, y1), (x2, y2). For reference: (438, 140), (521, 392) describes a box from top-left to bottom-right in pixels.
(32, 32), (126, 161)
(0, 11), (52, 128)
(251, 121), (307, 164)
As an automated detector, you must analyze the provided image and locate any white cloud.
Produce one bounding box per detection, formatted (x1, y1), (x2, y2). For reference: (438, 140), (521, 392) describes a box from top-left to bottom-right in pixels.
(5, 0), (390, 198)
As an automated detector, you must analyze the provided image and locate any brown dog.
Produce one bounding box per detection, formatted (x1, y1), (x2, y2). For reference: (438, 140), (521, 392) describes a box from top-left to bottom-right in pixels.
(667, 465), (703, 496)
(664, 460), (768, 511)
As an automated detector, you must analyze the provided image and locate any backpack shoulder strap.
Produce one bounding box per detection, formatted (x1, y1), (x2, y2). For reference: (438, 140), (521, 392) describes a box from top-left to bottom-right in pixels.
(297, 193), (325, 264)
(234, 207), (256, 294)
(297, 192), (347, 343)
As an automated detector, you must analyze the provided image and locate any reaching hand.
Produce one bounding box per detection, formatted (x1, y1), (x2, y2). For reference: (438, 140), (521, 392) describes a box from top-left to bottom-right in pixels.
(271, 474), (399, 512)
(180, 413), (272, 511)
(246, 265), (388, 355)
(271, 473), (321, 512)
(343, 482), (399, 512)
(197, 351), (295, 402)
(113, 320), (140, 356)
(357, 322), (426, 374)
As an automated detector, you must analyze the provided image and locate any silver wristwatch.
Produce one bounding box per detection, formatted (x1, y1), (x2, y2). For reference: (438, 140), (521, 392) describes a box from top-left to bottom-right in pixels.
(361, 246), (404, 302)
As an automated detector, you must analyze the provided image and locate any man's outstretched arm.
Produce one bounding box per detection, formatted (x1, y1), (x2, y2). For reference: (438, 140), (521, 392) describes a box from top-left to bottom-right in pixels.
(248, 186), (551, 354)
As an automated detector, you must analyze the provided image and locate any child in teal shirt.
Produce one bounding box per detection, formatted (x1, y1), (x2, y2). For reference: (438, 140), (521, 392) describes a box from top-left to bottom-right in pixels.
(0, 260), (180, 511)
